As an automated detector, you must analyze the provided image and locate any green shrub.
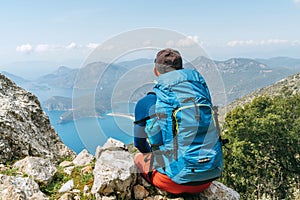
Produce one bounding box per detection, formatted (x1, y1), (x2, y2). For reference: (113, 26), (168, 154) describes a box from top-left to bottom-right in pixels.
(222, 94), (300, 199)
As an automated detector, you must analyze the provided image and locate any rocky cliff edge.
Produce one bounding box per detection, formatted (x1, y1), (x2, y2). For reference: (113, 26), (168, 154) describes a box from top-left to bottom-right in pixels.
(0, 73), (75, 163)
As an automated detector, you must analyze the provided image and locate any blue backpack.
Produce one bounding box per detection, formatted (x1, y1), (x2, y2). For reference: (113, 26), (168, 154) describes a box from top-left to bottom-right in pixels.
(144, 69), (224, 185)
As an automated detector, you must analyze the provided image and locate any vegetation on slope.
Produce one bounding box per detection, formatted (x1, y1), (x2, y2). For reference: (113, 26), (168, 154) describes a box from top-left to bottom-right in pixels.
(222, 94), (300, 199)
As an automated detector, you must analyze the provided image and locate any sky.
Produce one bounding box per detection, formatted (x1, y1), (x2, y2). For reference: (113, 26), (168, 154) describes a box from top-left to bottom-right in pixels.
(1, 0), (300, 76)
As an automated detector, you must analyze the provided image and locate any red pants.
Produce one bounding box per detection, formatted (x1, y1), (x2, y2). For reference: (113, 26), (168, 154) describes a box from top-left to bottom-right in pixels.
(134, 153), (211, 195)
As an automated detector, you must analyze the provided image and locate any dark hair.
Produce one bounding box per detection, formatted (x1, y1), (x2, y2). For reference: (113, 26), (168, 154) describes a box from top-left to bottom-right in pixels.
(154, 48), (183, 74)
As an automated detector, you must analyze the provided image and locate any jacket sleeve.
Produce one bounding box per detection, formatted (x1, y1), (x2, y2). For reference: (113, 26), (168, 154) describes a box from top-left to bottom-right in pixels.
(134, 124), (151, 153)
(133, 93), (156, 153)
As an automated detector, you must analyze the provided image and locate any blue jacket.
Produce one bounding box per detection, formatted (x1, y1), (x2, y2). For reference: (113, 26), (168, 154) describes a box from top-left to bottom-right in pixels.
(134, 92), (156, 153)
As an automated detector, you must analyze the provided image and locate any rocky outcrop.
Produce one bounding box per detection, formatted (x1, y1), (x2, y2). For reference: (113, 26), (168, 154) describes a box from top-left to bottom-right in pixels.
(13, 157), (57, 184)
(91, 138), (240, 200)
(0, 73), (75, 163)
(199, 181), (241, 199)
(0, 174), (49, 200)
(91, 141), (137, 199)
(0, 138), (240, 200)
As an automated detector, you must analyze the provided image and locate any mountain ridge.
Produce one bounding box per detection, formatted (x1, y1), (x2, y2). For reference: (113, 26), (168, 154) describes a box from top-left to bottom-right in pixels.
(36, 66), (78, 89)
(219, 72), (300, 123)
(3, 56), (300, 122)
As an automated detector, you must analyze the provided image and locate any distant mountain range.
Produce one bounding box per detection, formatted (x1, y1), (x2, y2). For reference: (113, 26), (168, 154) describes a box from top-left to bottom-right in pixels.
(42, 96), (72, 111)
(219, 72), (300, 124)
(256, 57), (300, 68)
(1, 71), (50, 90)
(1, 56), (300, 123)
(189, 56), (300, 105)
(36, 66), (78, 89)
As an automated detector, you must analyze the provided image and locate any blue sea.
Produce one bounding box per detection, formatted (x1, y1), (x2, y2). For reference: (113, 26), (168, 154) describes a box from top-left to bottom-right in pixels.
(21, 85), (136, 155)
(45, 110), (134, 155)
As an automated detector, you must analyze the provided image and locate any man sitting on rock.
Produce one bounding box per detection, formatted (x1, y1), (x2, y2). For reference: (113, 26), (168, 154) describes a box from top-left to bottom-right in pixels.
(133, 48), (222, 194)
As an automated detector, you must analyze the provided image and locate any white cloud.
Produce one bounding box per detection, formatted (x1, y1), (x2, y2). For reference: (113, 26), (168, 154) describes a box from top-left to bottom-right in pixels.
(35, 44), (50, 53)
(177, 36), (199, 47)
(227, 40), (255, 47)
(261, 39), (289, 45)
(166, 40), (175, 47)
(86, 43), (99, 49)
(16, 42), (85, 54)
(166, 36), (202, 47)
(227, 39), (291, 47)
(34, 44), (64, 53)
(66, 42), (77, 49)
(16, 44), (33, 53)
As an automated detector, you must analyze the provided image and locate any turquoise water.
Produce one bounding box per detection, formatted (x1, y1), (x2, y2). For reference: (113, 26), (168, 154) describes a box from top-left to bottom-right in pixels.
(45, 110), (134, 155)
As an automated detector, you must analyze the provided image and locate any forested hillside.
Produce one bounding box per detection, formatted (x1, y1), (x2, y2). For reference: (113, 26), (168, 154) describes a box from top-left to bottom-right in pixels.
(221, 91), (299, 199)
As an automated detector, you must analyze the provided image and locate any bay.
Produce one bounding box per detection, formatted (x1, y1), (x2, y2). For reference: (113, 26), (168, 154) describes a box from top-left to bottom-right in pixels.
(45, 110), (134, 155)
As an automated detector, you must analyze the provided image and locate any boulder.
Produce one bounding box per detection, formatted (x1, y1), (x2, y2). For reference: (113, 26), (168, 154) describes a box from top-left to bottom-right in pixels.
(73, 149), (94, 166)
(133, 184), (149, 199)
(0, 74), (75, 163)
(0, 174), (49, 200)
(58, 179), (74, 193)
(199, 181), (240, 200)
(103, 137), (127, 149)
(91, 139), (137, 199)
(95, 137), (128, 160)
(13, 156), (57, 184)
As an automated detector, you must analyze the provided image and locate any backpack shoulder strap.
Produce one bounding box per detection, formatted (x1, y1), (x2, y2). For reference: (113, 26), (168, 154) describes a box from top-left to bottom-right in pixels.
(133, 112), (167, 125)
(213, 105), (229, 146)
(133, 113), (157, 125)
